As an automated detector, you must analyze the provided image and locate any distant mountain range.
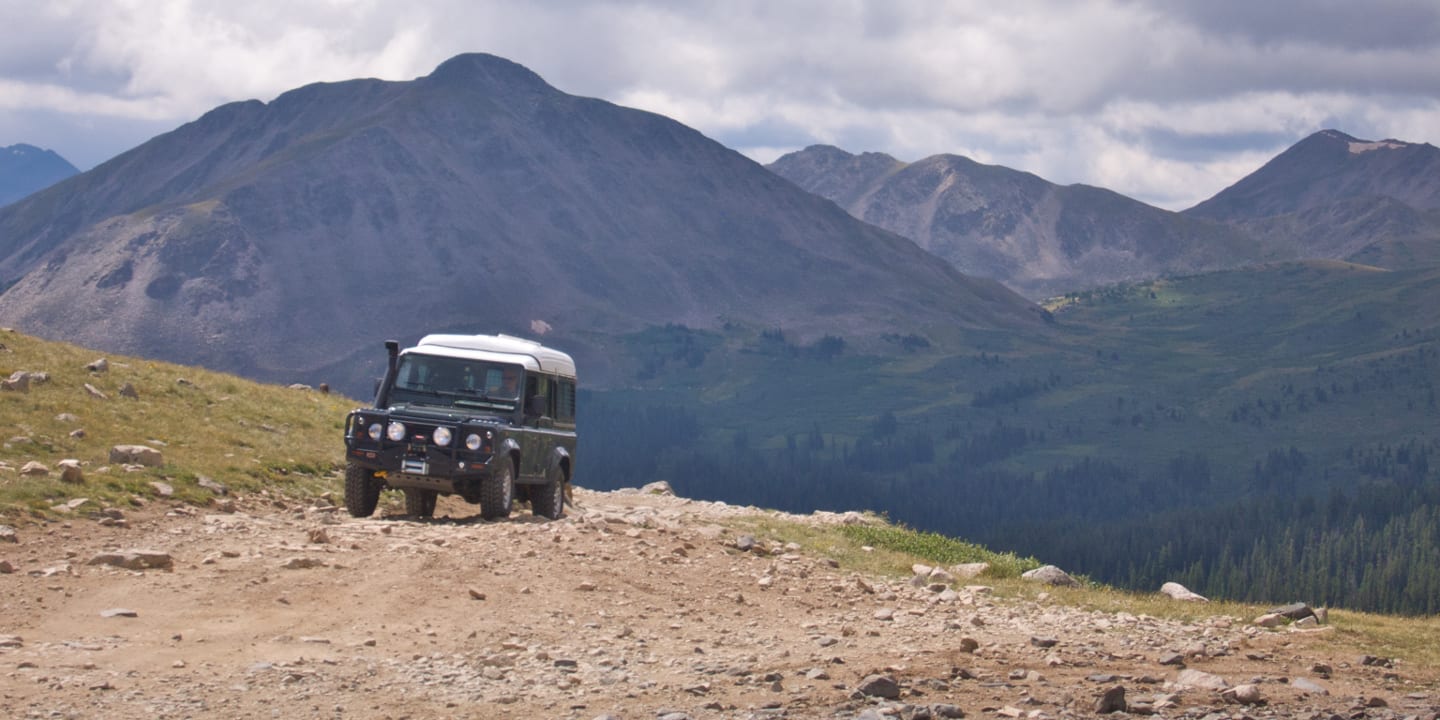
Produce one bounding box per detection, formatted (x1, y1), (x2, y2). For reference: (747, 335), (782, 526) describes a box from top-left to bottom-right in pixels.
(0, 54), (1043, 393)
(0, 144), (78, 207)
(769, 130), (1440, 298)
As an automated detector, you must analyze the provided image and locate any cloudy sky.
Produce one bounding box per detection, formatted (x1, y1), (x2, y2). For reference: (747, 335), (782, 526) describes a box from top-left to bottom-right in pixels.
(2, 0), (1439, 209)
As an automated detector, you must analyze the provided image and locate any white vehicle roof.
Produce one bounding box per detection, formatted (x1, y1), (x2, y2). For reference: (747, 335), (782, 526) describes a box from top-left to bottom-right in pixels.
(407, 334), (577, 379)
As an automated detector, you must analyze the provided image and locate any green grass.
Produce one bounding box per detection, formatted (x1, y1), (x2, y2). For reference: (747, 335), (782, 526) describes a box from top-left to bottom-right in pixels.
(0, 329), (358, 520)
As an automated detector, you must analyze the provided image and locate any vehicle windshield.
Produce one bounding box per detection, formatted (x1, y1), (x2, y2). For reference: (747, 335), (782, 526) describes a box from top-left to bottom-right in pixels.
(388, 354), (523, 409)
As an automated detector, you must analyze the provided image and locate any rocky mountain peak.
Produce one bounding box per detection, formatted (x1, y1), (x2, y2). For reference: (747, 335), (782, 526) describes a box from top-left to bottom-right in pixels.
(0, 144), (79, 207)
(421, 52), (554, 93)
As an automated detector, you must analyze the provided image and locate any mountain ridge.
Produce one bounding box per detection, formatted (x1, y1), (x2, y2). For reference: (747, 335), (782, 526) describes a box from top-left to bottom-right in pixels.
(0, 53), (1045, 394)
(0, 143), (79, 208)
(768, 145), (1259, 298)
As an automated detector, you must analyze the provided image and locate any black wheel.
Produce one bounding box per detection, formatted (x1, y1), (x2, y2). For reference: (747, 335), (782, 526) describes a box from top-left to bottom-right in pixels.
(531, 466), (566, 520)
(344, 462), (380, 518)
(480, 460), (514, 520)
(403, 488), (437, 518)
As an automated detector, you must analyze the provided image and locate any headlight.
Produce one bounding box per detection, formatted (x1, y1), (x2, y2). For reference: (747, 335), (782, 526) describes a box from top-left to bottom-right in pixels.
(465, 433), (483, 450)
(433, 427), (453, 446)
(367, 423), (383, 441)
(386, 421), (407, 442)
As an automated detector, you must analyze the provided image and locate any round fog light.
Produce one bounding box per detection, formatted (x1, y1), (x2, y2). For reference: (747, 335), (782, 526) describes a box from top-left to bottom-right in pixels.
(368, 423), (383, 441)
(386, 421), (406, 442)
(465, 433), (483, 450)
(433, 427), (453, 446)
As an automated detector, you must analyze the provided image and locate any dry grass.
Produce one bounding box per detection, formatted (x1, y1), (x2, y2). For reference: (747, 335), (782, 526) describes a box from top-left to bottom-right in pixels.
(0, 329), (358, 521)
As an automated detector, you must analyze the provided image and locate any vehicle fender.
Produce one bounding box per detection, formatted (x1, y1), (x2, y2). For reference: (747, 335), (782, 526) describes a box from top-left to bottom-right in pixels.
(498, 437), (522, 470)
(546, 446), (571, 481)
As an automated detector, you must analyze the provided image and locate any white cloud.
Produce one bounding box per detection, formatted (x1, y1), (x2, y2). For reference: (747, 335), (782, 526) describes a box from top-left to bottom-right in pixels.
(0, 0), (1437, 202)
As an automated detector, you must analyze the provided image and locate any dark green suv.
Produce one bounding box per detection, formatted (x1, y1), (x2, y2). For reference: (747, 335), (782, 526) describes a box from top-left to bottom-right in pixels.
(343, 334), (577, 520)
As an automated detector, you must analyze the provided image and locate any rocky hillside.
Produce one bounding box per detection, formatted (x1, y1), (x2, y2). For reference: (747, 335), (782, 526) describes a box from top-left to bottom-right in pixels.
(1185, 129), (1440, 268)
(768, 146), (1258, 299)
(0, 54), (1044, 395)
(0, 143), (78, 207)
(2, 484), (1434, 719)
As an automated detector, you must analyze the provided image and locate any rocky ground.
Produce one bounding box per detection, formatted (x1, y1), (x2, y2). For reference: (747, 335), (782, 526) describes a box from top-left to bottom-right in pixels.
(1, 486), (1436, 720)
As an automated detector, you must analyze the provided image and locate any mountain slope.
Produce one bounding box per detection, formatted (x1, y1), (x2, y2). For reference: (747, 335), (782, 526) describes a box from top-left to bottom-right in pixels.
(0, 54), (1045, 393)
(1186, 129), (1440, 266)
(769, 146), (1260, 299)
(0, 144), (78, 207)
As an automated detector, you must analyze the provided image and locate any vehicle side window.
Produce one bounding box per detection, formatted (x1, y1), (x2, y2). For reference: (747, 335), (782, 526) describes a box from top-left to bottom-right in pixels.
(557, 379), (576, 423)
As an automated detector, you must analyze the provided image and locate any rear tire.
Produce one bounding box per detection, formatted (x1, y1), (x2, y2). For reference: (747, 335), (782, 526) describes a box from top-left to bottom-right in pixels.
(480, 460), (514, 520)
(344, 462), (381, 518)
(403, 488), (437, 518)
(531, 467), (566, 520)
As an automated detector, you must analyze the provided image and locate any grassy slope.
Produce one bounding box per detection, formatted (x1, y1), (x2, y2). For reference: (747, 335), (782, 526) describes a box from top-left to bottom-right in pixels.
(0, 328), (358, 517)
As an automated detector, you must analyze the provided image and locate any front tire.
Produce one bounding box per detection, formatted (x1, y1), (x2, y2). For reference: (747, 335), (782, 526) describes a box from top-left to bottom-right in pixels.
(531, 466), (566, 520)
(344, 462), (381, 518)
(403, 488), (437, 518)
(480, 460), (514, 520)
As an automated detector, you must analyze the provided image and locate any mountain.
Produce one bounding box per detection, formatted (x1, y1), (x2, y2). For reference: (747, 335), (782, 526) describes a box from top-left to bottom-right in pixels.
(1186, 129), (1440, 266)
(768, 146), (1259, 299)
(0, 54), (1045, 394)
(0, 144), (79, 207)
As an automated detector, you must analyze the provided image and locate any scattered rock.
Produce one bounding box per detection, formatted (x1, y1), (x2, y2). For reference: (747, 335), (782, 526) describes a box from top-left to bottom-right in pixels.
(468, 588), (486, 600)
(87, 550), (174, 571)
(307, 528), (331, 544)
(0, 525), (17, 543)
(0, 560), (15, 573)
(55, 412), (80, 423)
(856, 674), (901, 699)
(1254, 613), (1286, 628)
(149, 481), (174, 497)
(20, 461), (49, 476)
(281, 557), (326, 570)
(1158, 651), (1185, 666)
(87, 358), (110, 373)
(198, 476), (228, 495)
(1221, 683), (1264, 705)
(110, 445), (163, 467)
(100, 608), (138, 618)
(70, 428), (86, 439)
(118, 382), (139, 399)
(734, 534), (757, 552)
(1095, 685), (1127, 714)
(1021, 564), (1079, 586)
(1174, 668), (1228, 690)
(1030, 635), (1059, 648)
(1159, 581), (1209, 602)
(1291, 677), (1330, 695)
(84, 383), (109, 399)
(288, 383), (313, 391)
(0, 635), (21, 647)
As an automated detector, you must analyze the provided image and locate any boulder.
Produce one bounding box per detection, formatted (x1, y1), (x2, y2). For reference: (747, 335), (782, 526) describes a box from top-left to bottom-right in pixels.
(20, 461), (49, 476)
(1095, 685), (1127, 714)
(1159, 581), (1209, 602)
(109, 445), (163, 467)
(84, 383), (108, 399)
(118, 382), (139, 399)
(640, 480), (674, 496)
(950, 562), (990, 578)
(1253, 613), (1286, 628)
(86, 358), (109, 373)
(58, 459), (84, 484)
(1267, 602), (1316, 621)
(1021, 565), (1079, 587)
(1, 371), (29, 393)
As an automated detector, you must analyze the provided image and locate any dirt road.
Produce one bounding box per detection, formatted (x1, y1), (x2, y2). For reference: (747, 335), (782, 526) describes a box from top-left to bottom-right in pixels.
(0, 487), (1432, 719)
